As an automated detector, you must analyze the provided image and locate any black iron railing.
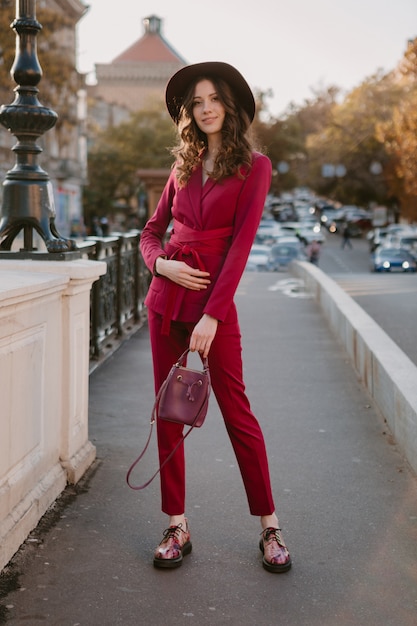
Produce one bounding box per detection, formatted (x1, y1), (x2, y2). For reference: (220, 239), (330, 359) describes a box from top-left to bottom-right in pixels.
(78, 231), (150, 363)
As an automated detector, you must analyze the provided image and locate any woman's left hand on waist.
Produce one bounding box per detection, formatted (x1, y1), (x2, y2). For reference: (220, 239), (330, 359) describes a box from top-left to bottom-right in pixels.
(156, 257), (211, 291)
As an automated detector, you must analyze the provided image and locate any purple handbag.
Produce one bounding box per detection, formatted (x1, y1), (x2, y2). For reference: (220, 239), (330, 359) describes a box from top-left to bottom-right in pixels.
(126, 349), (211, 490)
(158, 349), (210, 427)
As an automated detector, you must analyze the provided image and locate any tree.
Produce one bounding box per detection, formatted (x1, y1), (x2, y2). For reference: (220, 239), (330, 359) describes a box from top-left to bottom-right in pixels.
(306, 71), (404, 207)
(376, 38), (417, 221)
(83, 105), (176, 223)
(396, 37), (417, 83)
(0, 4), (79, 107)
(253, 85), (341, 196)
(288, 85), (341, 137)
(253, 116), (298, 195)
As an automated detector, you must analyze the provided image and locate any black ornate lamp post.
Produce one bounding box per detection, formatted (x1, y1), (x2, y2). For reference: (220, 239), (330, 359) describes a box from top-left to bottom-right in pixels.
(0, 0), (78, 258)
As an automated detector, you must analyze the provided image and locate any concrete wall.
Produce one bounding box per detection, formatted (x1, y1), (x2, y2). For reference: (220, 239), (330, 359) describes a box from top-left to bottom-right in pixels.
(292, 261), (417, 477)
(0, 259), (106, 571)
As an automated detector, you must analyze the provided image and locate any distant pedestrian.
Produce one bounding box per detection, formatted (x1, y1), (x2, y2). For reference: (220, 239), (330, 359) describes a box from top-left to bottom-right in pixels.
(100, 217), (109, 236)
(90, 216), (103, 237)
(307, 239), (321, 265)
(341, 223), (353, 249)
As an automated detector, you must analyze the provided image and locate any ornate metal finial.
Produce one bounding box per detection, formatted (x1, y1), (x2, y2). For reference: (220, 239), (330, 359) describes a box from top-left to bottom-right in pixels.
(0, 0), (78, 257)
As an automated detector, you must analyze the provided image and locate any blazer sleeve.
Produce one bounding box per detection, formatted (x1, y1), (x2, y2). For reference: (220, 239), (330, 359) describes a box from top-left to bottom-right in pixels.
(203, 153), (272, 322)
(139, 170), (176, 273)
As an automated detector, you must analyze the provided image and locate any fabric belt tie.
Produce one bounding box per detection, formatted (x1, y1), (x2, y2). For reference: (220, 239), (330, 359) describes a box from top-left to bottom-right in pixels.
(160, 220), (233, 335)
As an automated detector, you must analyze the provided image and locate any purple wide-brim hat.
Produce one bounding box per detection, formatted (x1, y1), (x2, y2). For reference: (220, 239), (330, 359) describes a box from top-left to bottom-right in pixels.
(165, 61), (256, 124)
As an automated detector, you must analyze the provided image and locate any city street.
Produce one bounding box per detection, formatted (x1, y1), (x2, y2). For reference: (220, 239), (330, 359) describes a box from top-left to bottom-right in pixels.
(312, 232), (417, 366)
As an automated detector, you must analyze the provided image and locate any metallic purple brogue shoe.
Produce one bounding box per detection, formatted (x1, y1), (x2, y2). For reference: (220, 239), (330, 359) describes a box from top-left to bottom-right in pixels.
(153, 520), (192, 569)
(259, 527), (292, 573)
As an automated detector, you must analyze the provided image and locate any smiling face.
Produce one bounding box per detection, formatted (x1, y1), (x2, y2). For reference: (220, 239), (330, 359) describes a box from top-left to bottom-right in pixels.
(192, 79), (226, 139)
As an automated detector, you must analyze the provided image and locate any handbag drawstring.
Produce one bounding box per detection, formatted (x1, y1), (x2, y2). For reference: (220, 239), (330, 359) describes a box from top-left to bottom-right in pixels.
(176, 375), (203, 401)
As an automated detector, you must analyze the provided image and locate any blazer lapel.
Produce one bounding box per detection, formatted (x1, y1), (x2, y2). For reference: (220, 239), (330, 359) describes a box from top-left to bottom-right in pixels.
(201, 177), (216, 199)
(187, 165), (205, 228)
(186, 164), (218, 227)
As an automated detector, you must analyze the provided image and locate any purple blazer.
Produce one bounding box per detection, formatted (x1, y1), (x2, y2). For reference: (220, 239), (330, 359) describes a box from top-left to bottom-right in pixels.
(140, 152), (272, 331)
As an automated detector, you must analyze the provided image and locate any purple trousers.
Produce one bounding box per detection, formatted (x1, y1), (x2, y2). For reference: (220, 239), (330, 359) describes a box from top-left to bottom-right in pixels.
(148, 307), (276, 516)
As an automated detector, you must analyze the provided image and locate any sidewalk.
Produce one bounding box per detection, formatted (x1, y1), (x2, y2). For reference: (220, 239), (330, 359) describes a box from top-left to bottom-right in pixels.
(1, 271), (417, 626)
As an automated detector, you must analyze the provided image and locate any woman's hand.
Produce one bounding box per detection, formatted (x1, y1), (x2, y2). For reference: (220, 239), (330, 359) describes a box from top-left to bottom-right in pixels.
(156, 258), (210, 291)
(190, 314), (218, 358)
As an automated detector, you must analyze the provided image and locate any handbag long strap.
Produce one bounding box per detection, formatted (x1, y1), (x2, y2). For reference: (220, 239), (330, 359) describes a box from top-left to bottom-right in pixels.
(126, 354), (208, 490)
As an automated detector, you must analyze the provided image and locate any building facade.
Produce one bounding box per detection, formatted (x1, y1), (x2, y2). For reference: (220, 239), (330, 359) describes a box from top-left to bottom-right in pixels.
(86, 14), (188, 220)
(90, 15), (187, 114)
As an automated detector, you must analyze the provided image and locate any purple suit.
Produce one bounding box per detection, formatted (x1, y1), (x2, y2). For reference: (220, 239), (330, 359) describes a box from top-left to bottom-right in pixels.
(140, 153), (276, 516)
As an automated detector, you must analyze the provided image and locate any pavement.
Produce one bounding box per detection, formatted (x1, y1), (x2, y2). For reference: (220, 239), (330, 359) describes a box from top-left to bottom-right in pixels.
(1, 270), (417, 626)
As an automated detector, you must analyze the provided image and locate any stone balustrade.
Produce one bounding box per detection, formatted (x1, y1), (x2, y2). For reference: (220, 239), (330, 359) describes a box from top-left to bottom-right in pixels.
(0, 259), (106, 571)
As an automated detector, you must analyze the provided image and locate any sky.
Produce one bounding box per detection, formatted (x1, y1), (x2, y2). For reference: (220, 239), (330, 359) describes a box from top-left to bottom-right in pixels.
(77, 0), (417, 117)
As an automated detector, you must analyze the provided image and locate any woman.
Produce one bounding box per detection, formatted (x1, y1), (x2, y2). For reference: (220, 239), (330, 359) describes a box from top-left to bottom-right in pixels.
(140, 62), (291, 573)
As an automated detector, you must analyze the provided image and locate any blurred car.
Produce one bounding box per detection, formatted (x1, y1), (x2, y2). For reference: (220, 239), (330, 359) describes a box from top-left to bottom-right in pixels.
(246, 244), (271, 271)
(255, 220), (283, 244)
(384, 224), (415, 237)
(285, 220), (326, 244)
(278, 222), (302, 236)
(299, 223), (326, 244)
(275, 223), (320, 245)
(385, 232), (417, 258)
(277, 220), (326, 244)
(273, 235), (305, 248)
(318, 204), (338, 229)
(294, 205), (313, 221)
(333, 206), (372, 237)
(366, 227), (390, 251)
(267, 242), (306, 271)
(269, 200), (297, 222)
(366, 224), (415, 251)
(370, 247), (417, 273)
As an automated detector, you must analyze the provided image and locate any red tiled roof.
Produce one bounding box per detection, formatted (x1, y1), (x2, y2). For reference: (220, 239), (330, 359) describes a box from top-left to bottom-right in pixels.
(112, 32), (183, 64)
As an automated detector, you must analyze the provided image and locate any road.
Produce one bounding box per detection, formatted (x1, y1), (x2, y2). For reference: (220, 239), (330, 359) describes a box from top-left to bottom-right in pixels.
(314, 231), (417, 367)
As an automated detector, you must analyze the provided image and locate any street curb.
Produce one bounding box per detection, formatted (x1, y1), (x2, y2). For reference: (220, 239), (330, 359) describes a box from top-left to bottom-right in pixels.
(292, 260), (417, 477)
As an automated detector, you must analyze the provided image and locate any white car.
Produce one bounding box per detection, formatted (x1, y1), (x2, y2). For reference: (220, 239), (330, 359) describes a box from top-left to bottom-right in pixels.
(246, 244), (271, 271)
(277, 221), (326, 244)
(255, 220), (283, 244)
(299, 224), (326, 244)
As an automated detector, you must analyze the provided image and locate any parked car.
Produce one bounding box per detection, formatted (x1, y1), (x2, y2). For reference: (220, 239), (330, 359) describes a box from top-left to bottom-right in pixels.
(366, 227), (390, 251)
(276, 221), (326, 244)
(273, 235), (305, 249)
(334, 206), (373, 237)
(246, 244), (271, 271)
(320, 210), (338, 233)
(317, 204), (338, 228)
(278, 222), (302, 236)
(366, 224), (415, 251)
(255, 220), (283, 244)
(267, 242), (306, 271)
(385, 224), (415, 236)
(299, 224), (326, 244)
(370, 247), (417, 273)
(385, 232), (417, 258)
(270, 201), (297, 222)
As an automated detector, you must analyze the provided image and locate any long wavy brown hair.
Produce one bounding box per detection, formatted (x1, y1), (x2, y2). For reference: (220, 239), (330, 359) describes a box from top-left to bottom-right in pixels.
(171, 76), (257, 187)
